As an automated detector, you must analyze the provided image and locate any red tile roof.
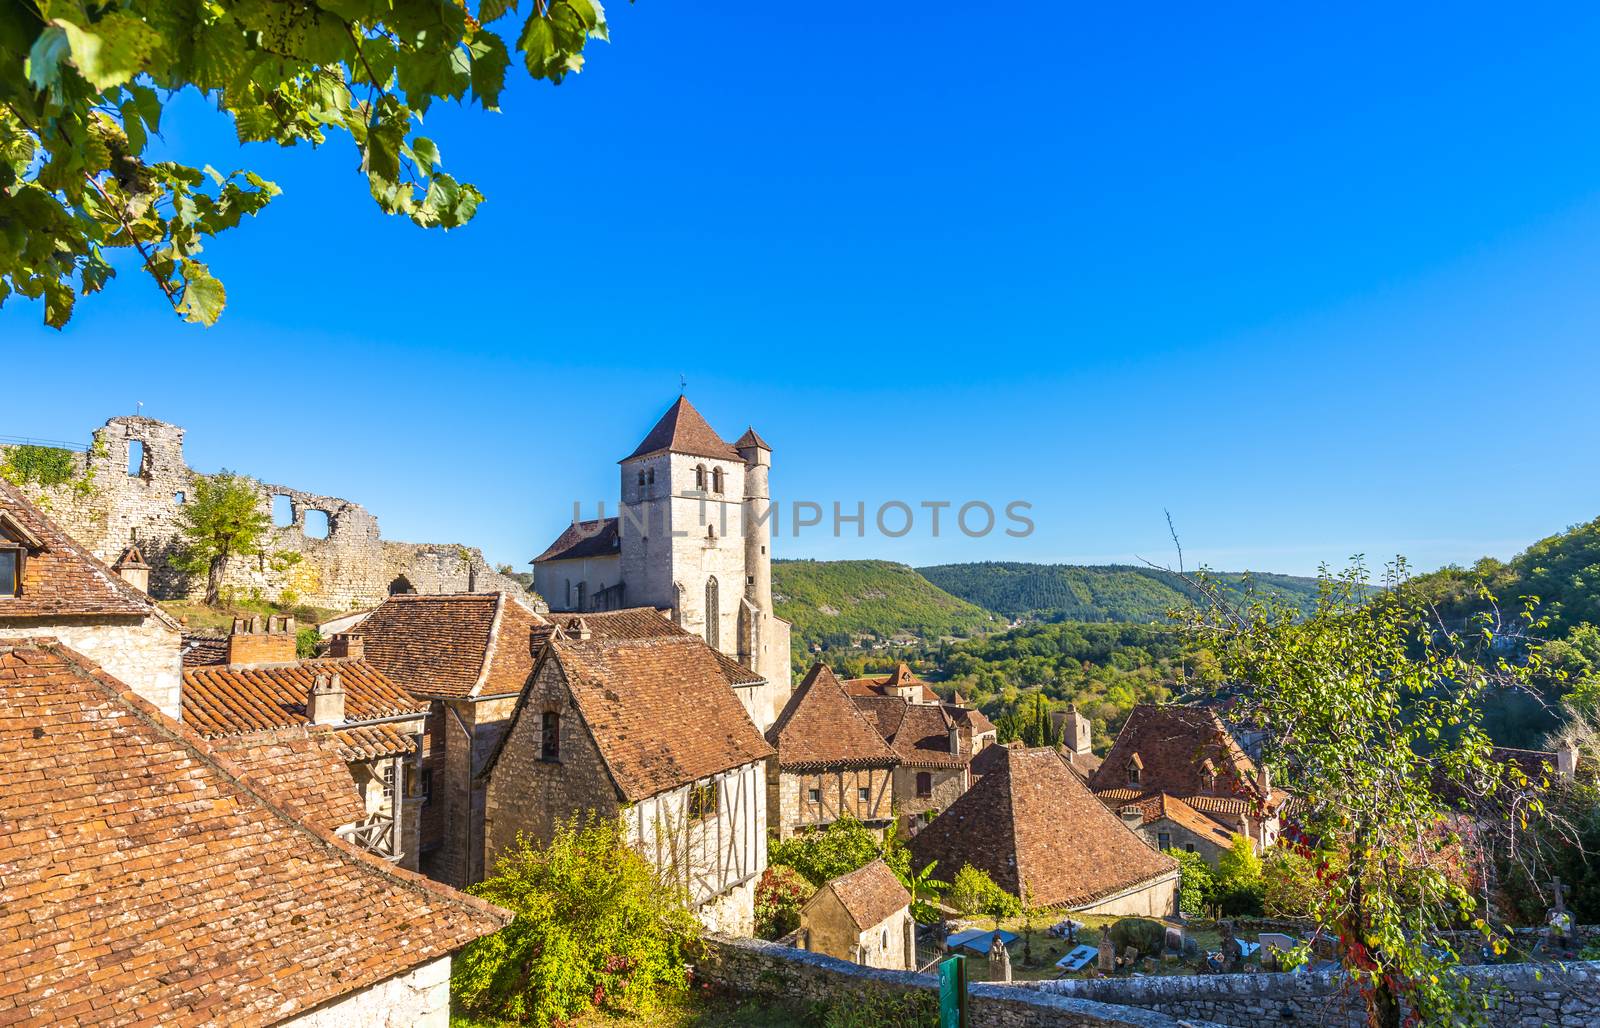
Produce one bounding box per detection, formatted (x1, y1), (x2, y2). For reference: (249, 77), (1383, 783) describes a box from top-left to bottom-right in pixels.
(733, 427), (771, 452)
(622, 396), (742, 462)
(532, 516), (621, 564)
(808, 859), (909, 933)
(0, 479), (172, 621)
(1124, 793), (1237, 849)
(843, 662), (941, 704)
(767, 664), (899, 771)
(486, 635), (773, 801)
(909, 746), (1178, 909)
(853, 694), (966, 769)
(533, 609), (767, 687)
(355, 591), (546, 700)
(182, 657), (425, 736)
(1088, 703), (1265, 804)
(0, 639), (509, 1026)
(207, 727), (369, 831)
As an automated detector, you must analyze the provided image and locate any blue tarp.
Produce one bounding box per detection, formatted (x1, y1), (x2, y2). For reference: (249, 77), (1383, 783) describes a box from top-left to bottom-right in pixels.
(945, 929), (1019, 955)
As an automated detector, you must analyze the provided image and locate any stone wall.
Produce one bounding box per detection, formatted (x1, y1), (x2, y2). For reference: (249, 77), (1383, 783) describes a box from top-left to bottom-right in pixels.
(0, 612), (183, 719)
(894, 764), (967, 821)
(695, 935), (1223, 1028)
(3, 417), (530, 611)
(280, 954), (452, 1028)
(1020, 959), (1600, 1027)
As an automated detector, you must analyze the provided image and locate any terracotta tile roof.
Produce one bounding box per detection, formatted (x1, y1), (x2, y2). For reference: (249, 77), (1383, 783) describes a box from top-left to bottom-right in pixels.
(1062, 749), (1103, 780)
(0, 639), (509, 1027)
(909, 746), (1178, 910)
(532, 516), (620, 564)
(1088, 703), (1265, 804)
(733, 426), (771, 451)
(531, 608), (767, 687)
(180, 631), (229, 667)
(946, 704), (996, 737)
(843, 662), (941, 704)
(0, 479), (171, 621)
(621, 396), (741, 462)
(356, 591), (546, 700)
(767, 664), (899, 771)
(851, 694), (908, 740)
(1126, 793), (1237, 849)
(886, 700), (966, 769)
(182, 658), (425, 736)
(486, 635), (773, 801)
(808, 859), (909, 933)
(324, 721), (419, 761)
(207, 727), (368, 831)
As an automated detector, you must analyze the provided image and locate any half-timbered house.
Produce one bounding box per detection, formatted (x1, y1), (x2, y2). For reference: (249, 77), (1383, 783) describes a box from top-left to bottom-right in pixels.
(765, 663), (899, 839)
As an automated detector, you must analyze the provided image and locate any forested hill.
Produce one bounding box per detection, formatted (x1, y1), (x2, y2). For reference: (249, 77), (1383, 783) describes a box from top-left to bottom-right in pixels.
(917, 562), (1322, 621)
(771, 560), (997, 658)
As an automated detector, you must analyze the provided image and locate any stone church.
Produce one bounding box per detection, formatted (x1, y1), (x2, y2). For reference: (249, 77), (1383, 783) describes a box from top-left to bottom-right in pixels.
(532, 397), (792, 728)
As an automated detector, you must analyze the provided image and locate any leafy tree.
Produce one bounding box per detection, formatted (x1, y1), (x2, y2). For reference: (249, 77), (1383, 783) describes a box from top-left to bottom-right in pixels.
(3, 0), (613, 327)
(767, 814), (882, 887)
(172, 472), (270, 605)
(1179, 559), (1548, 1027)
(454, 816), (700, 1028)
(1165, 847), (1215, 919)
(948, 863), (1018, 929)
(1212, 834), (1265, 916)
(1261, 846), (1318, 920)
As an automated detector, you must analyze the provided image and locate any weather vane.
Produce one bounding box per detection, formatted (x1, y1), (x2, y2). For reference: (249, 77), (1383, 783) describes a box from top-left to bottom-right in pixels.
(679, 373), (686, 395)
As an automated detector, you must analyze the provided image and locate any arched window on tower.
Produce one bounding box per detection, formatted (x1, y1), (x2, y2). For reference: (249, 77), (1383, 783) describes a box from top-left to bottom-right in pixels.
(647, 467), (655, 485)
(705, 577), (720, 650)
(712, 467), (724, 494)
(695, 464), (707, 491)
(637, 469), (645, 488)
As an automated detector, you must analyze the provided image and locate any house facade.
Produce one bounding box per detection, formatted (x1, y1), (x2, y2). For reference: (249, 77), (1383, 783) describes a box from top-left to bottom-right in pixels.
(766, 663), (900, 839)
(480, 630), (775, 934)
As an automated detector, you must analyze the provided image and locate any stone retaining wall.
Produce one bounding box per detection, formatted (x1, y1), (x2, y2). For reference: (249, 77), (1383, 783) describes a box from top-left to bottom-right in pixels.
(697, 935), (1227, 1028)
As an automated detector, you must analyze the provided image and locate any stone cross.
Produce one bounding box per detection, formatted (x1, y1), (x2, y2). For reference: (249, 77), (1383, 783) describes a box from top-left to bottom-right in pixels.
(1548, 876), (1569, 916)
(988, 934), (1012, 982)
(1098, 926), (1115, 973)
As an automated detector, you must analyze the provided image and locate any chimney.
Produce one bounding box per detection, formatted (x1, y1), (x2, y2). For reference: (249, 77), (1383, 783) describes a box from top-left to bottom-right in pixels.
(571, 617), (592, 641)
(328, 633), (364, 661)
(948, 725), (962, 755)
(226, 616), (297, 667)
(111, 545), (151, 594)
(1258, 762), (1272, 798)
(1556, 740), (1580, 781)
(1120, 807), (1144, 831)
(308, 671), (346, 725)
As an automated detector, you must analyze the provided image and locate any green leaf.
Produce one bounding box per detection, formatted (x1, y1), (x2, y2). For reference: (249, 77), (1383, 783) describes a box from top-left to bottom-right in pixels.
(479, 0), (517, 25)
(411, 136), (440, 171)
(26, 26), (71, 91)
(469, 33), (509, 108)
(55, 14), (161, 91)
(519, 14), (557, 79)
(176, 260), (226, 325)
(119, 99), (148, 155)
(128, 84), (163, 133)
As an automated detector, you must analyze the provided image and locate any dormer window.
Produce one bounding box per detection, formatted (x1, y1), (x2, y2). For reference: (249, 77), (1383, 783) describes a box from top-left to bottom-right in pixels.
(0, 513), (43, 599)
(1126, 752), (1143, 786)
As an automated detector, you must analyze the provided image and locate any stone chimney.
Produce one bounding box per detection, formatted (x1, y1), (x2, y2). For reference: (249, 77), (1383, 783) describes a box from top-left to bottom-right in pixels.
(226, 615), (297, 667)
(948, 724), (962, 755)
(1556, 740), (1581, 781)
(328, 633), (364, 661)
(1257, 762), (1271, 798)
(571, 617), (592, 641)
(111, 545), (151, 594)
(308, 671), (345, 725)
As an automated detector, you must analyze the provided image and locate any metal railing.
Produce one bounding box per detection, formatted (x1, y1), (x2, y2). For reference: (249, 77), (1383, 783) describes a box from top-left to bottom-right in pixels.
(0, 434), (90, 452)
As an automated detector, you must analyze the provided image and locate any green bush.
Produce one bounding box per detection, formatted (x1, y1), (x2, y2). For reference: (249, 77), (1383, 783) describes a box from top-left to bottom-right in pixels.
(755, 865), (811, 940)
(816, 987), (938, 1028)
(1262, 847), (1317, 919)
(948, 864), (1019, 925)
(451, 816), (701, 1027)
(1107, 917), (1166, 956)
(769, 814), (883, 886)
(1165, 847), (1216, 918)
(1214, 834), (1265, 915)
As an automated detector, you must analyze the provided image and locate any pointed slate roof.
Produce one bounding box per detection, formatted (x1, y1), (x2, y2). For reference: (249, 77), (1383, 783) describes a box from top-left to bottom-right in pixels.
(909, 746), (1177, 909)
(532, 516), (620, 564)
(621, 397), (740, 462)
(767, 663), (899, 771)
(733, 426), (771, 452)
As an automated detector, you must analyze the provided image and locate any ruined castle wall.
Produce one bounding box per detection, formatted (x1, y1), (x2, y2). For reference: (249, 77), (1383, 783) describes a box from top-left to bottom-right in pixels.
(2, 417), (532, 611)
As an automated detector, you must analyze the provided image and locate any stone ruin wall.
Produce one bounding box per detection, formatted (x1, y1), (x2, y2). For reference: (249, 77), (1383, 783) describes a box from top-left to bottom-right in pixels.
(2, 416), (532, 611)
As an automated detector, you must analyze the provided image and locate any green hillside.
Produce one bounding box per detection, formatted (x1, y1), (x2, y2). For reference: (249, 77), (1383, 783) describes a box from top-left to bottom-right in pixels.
(917, 561), (1322, 622)
(772, 559), (997, 660)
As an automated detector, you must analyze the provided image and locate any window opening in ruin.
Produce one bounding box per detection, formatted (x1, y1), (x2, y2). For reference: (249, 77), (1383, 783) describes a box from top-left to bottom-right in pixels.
(173, 491), (185, 505)
(689, 781), (718, 822)
(271, 494), (293, 527)
(704, 577), (720, 649)
(0, 548), (19, 597)
(126, 440), (144, 477)
(916, 772), (932, 798)
(303, 509), (331, 539)
(388, 575), (415, 596)
(541, 711), (560, 761)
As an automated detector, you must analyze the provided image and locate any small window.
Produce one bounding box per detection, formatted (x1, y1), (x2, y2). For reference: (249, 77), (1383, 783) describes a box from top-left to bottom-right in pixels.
(1127, 766), (1141, 786)
(858, 787), (870, 804)
(689, 781), (718, 821)
(707, 524), (716, 541)
(381, 762), (395, 799)
(808, 787), (820, 804)
(576, 582), (587, 610)
(541, 710), (560, 761)
(419, 767), (433, 805)
(916, 772), (932, 799)
(173, 491), (186, 505)
(695, 464), (707, 490)
(712, 467), (725, 494)
(0, 548), (19, 597)
(637, 470), (645, 487)
(647, 467), (655, 485)
(1157, 831), (1171, 850)
(271, 494), (293, 527)
(564, 580), (572, 607)
(882, 928), (889, 949)
(126, 439), (144, 477)
(1185, 842), (1196, 854)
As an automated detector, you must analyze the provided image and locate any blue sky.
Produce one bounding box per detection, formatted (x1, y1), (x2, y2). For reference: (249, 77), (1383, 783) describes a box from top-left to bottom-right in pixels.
(7, 4), (1600, 576)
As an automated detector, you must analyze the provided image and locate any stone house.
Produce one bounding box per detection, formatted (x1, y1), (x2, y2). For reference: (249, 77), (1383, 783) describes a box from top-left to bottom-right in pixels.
(182, 620), (429, 869)
(853, 694), (974, 823)
(352, 590), (547, 887)
(0, 638), (508, 1026)
(765, 663), (900, 839)
(531, 398), (792, 729)
(479, 629), (775, 935)
(0, 478), (183, 717)
(1088, 703), (1289, 863)
(843, 662), (943, 705)
(910, 746), (1180, 917)
(798, 859), (915, 971)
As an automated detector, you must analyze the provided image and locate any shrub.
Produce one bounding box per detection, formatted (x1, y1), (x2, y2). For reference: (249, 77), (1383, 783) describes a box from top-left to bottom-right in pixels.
(1262, 846), (1317, 919)
(1214, 834), (1265, 915)
(1108, 917), (1166, 956)
(451, 816), (700, 1027)
(1165, 847), (1216, 918)
(295, 626), (321, 659)
(817, 986), (939, 1028)
(755, 865), (811, 940)
(948, 864), (1019, 926)
(769, 814), (882, 886)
